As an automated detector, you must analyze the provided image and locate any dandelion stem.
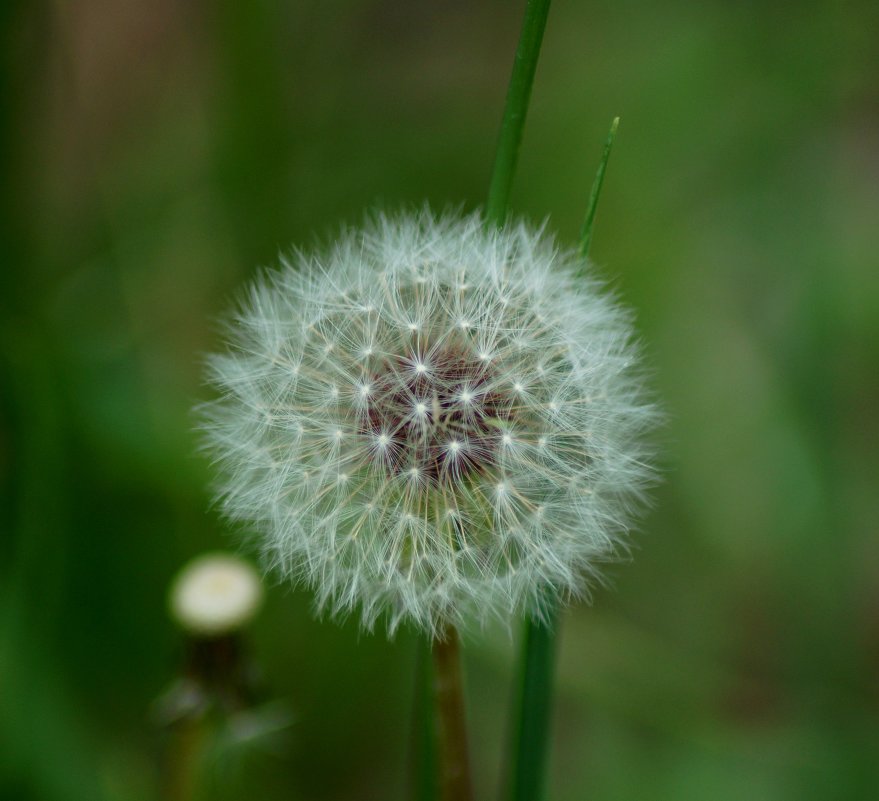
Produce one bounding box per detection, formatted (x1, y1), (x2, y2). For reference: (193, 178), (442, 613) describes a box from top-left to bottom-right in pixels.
(485, 0), (553, 227)
(432, 624), (473, 801)
(167, 719), (209, 801)
(578, 116), (620, 259)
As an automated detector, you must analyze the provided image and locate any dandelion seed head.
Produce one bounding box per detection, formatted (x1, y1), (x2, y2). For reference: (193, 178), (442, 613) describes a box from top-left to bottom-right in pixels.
(200, 209), (657, 635)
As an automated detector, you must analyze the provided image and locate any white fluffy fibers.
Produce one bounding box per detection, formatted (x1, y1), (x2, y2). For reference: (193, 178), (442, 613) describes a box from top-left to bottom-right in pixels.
(200, 209), (656, 636)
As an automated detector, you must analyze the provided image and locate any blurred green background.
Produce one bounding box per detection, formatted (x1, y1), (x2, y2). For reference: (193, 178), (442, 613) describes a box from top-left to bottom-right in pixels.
(2, 0), (878, 799)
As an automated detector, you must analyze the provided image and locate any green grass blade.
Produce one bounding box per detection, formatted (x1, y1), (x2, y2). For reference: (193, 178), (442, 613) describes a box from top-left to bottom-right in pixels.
(485, 0), (553, 227)
(483, 2), (558, 798)
(411, 636), (438, 801)
(578, 116), (620, 258)
(509, 603), (559, 801)
(509, 120), (619, 801)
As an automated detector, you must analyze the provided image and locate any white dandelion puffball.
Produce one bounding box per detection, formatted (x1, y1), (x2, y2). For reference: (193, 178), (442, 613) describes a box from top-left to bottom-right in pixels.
(170, 553), (263, 635)
(201, 209), (655, 636)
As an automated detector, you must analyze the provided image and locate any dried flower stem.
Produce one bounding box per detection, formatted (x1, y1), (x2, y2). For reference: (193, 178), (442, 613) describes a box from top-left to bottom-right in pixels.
(432, 624), (473, 801)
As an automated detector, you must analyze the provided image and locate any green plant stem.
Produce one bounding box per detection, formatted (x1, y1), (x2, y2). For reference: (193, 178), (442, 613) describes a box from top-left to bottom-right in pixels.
(578, 116), (619, 259)
(485, 0), (553, 227)
(509, 603), (559, 801)
(432, 625), (473, 801)
(482, 1), (558, 798)
(509, 121), (619, 801)
(167, 718), (209, 801)
(411, 637), (438, 801)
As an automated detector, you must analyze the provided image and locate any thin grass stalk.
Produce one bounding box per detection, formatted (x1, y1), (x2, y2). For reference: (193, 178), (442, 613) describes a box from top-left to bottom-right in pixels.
(485, 0), (553, 227)
(480, 0), (558, 797)
(411, 636), (439, 801)
(508, 119), (620, 801)
(579, 117), (620, 259)
(509, 601), (559, 801)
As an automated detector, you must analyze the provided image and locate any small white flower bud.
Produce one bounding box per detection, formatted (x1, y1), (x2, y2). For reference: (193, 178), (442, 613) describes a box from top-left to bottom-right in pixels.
(169, 553), (263, 636)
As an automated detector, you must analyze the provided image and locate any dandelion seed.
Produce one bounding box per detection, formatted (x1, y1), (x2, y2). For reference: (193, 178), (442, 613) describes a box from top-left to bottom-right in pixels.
(200, 209), (656, 635)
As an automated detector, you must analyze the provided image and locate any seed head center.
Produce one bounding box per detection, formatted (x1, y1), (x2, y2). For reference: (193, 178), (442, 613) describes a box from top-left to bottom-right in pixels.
(359, 345), (510, 484)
